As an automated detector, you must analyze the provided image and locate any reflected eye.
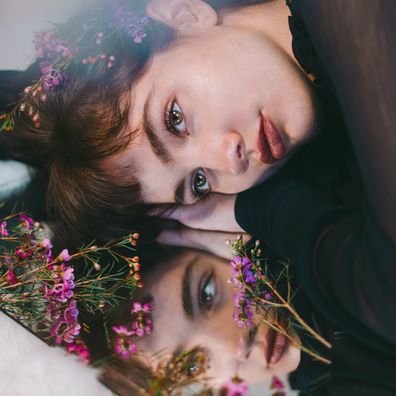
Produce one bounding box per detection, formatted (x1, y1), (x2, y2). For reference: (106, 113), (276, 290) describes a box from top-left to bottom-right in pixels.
(192, 168), (211, 199)
(186, 361), (200, 377)
(165, 101), (187, 135)
(199, 271), (216, 311)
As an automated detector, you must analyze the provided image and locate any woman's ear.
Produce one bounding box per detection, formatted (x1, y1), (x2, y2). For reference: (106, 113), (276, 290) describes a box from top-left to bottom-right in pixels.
(146, 0), (218, 33)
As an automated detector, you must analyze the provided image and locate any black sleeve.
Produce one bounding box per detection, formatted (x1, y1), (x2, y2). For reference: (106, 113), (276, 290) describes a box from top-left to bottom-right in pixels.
(235, 0), (396, 347)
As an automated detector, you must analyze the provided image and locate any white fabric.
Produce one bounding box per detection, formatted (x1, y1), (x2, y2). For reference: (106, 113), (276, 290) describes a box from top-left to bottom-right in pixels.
(0, 312), (113, 396)
(0, 160), (32, 200)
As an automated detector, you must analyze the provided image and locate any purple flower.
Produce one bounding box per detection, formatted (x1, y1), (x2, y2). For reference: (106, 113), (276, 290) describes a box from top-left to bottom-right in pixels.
(130, 301), (153, 336)
(42, 68), (66, 90)
(33, 30), (74, 60)
(0, 221), (8, 237)
(110, 4), (149, 44)
(131, 301), (152, 313)
(58, 249), (71, 262)
(39, 238), (53, 260)
(114, 336), (138, 360)
(45, 264), (75, 302)
(264, 292), (274, 301)
(41, 238), (52, 249)
(19, 214), (34, 230)
(112, 326), (139, 359)
(50, 299), (80, 344)
(243, 269), (255, 284)
(232, 292), (255, 328)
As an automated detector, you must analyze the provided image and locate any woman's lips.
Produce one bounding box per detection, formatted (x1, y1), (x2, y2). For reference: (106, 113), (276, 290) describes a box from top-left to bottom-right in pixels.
(257, 115), (285, 164)
(265, 328), (289, 366)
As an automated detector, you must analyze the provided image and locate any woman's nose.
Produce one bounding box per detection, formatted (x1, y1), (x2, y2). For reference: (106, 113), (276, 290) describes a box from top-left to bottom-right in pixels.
(218, 131), (247, 175)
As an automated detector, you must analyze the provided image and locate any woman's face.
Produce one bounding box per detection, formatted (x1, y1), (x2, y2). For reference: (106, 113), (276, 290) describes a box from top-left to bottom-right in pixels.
(136, 251), (300, 385)
(114, 0), (321, 204)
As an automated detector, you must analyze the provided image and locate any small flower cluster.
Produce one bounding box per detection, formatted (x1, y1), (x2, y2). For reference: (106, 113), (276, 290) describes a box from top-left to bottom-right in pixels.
(43, 250), (81, 345)
(112, 301), (153, 360)
(33, 30), (75, 60)
(0, 1), (149, 132)
(1, 211), (143, 365)
(228, 237), (332, 366)
(230, 253), (272, 328)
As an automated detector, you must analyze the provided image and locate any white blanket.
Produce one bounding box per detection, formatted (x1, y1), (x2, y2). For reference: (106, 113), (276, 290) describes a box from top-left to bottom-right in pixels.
(0, 312), (112, 396)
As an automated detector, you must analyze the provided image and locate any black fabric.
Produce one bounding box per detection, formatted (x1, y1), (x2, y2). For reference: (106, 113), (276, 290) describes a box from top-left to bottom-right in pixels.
(0, 70), (47, 220)
(235, 0), (396, 394)
(0, 70), (24, 159)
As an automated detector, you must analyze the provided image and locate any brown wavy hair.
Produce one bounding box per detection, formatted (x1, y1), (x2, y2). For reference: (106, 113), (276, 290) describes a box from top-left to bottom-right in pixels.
(1, 0), (267, 248)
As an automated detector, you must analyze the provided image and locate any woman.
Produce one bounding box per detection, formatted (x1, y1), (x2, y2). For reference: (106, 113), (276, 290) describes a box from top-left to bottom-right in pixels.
(1, 0), (395, 392)
(97, 248), (301, 394)
(0, 0), (322, 246)
(90, 248), (396, 395)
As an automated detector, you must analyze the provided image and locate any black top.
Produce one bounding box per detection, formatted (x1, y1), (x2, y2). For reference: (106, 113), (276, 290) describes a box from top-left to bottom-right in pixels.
(235, 0), (396, 394)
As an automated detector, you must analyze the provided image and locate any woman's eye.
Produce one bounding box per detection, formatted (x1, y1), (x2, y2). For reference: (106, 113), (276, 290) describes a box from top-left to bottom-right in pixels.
(186, 361), (200, 377)
(199, 272), (216, 311)
(192, 168), (210, 198)
(165, 101), (187, 135)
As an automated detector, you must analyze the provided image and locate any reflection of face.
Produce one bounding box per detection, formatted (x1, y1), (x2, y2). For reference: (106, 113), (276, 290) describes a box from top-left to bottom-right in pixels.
(113, 1), (321, 205)
(136, 251), (300, 385)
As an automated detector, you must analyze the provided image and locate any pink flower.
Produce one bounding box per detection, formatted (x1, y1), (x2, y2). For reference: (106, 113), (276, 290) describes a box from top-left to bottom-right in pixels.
(39, 238), (53, 260)
(270, 376), (285, 390)
(112, 325), (135, 336)
(114, 336), (138, 360)
(41, 238), (53, 249)
(131, 302), (142, 313)
(6, 269), (18, 285)
(220, 377), (249, 396)
(33, 30), (74, 59)
(134, 327), (145, 338)
(131, 301), (152, 314)
(0, 221), (8, 236)
(45, 264), (75, 302)
(49, 299), (80, 344)
(67, 340), (91, 364)
(19, 214), (33, 229)
(129, 301), (153, 336)
(43, 68), (66, 90)
(58, 249), (71, 262)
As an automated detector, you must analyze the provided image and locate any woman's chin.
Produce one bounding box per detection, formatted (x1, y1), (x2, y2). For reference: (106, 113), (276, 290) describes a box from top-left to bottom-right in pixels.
(270, 342), (301, 374)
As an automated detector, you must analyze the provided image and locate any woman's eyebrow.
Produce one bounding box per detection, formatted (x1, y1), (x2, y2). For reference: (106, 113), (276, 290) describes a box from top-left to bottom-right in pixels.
(141, 88), (188, 204)
(181, 255), (200, 320)
(142, 87), (173, 165)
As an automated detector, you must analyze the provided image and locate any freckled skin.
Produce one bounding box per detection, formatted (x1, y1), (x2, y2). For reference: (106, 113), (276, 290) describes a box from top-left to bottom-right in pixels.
(112, 0), (322, 204)
(135, 251), (301, 385)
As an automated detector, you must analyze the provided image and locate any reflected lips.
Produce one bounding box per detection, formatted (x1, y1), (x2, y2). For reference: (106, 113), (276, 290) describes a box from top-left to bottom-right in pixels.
(265, 328), (289, 365)
(257, 115), (285, 164)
